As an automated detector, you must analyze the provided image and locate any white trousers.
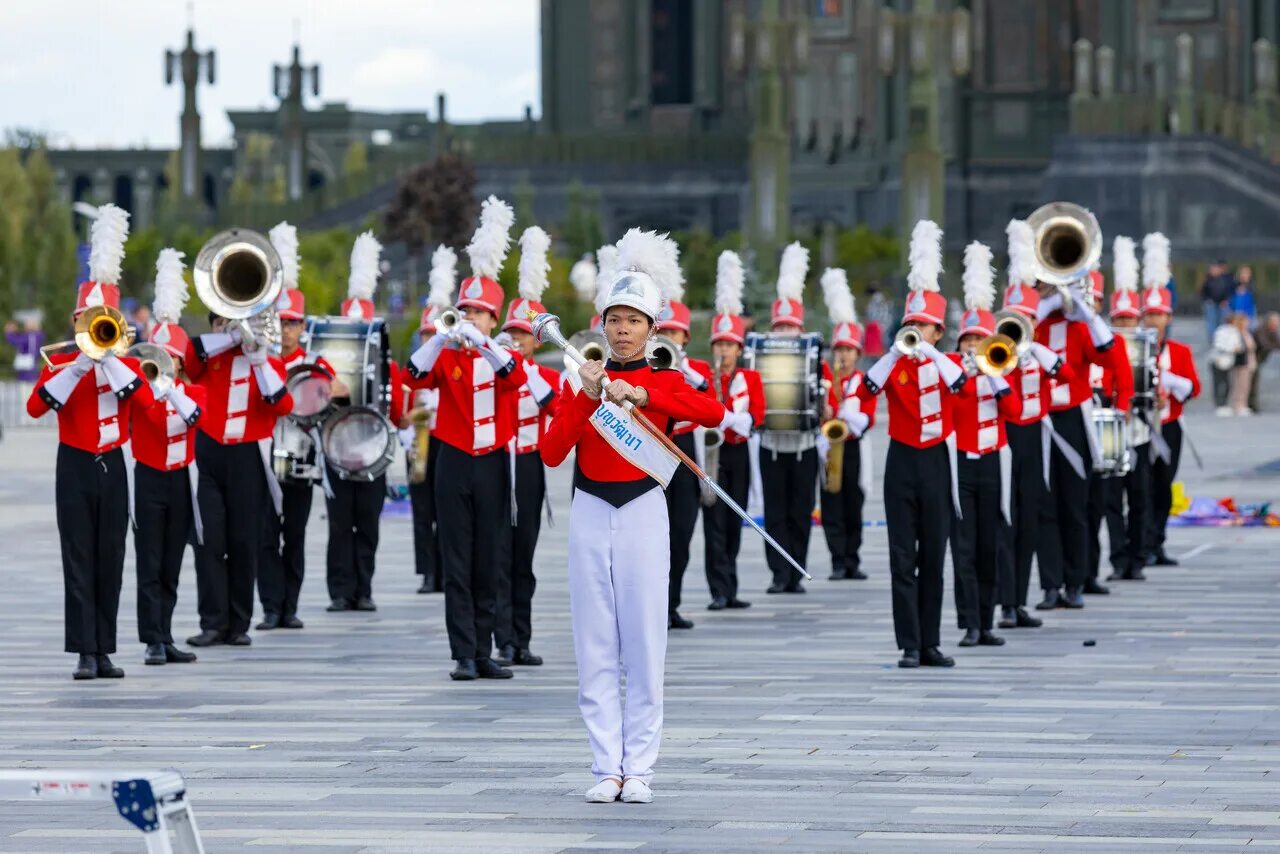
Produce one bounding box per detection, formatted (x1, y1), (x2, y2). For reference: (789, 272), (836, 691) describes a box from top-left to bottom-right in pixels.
(568, 487), (670, 784)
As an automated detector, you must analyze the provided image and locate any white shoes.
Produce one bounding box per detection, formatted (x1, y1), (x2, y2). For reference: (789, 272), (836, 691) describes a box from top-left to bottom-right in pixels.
(585, 778), (622, 803)
(1215, 406), (1233, 417)
(620, 778), (654, 803)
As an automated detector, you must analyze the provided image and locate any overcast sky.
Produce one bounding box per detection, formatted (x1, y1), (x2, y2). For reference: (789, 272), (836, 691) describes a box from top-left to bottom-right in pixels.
(0, 0), (540, 150)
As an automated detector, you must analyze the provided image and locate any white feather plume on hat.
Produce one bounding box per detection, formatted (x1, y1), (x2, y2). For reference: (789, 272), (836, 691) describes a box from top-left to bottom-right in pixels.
(466, 195), (514, 280)
(715, 250), (745, 316)
(1113, 236), (1139, 293)
(89, 203), (130, 285)
(615, 229), (680, 309)
(269, 221), (300, 290)
(426, 245), (456, 308)
(347, 231), (382, 300)
(1006, 219), (1037, 287)
(1141, 232), (1171, 289)
(594, 244), (618, 313)
(153, 248), (189, 324)
(821, 268), (857, 324)
(569, 254), (597, 303)
(517, 226), (551, 302)
(962, 241), (995, 311)
(907, 220), (943, 293)
(663, 237), (686, 304)
(776, 241), (809, 300)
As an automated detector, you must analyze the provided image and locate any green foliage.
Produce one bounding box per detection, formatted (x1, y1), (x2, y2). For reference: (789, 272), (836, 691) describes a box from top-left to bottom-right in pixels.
(342, 141), (369, 178)
(833, 225), (900, 294)
(297, 227), (360, 316)
(562, 181), (603, 262)
(23, 149), (78, 326)
(0, 148), (32, 317)
(513, 177), (536, 232)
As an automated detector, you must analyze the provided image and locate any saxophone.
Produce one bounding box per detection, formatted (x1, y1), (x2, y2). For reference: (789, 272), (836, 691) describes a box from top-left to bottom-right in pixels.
(407, 406), (432, 484)
(821, 373), (848, 493)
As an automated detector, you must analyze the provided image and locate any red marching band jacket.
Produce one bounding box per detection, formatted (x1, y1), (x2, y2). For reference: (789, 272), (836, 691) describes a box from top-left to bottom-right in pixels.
(1088, 338), (1136, 410)
(672, 357), (717, 436)
(832, 369), (877, 436)
(1006, 355), (1073, 427)
(856, 354), (963, 449)
(27, 353), (153, 454)
(406, 344), (527, 456)
(184, 340), (293, 444)
(129, 379), (206, 471)
(541, 364), (724, 482)
(1036, 314), (1130, 412)
(952, 370), (1022, 456)
(513, 359), (562, 455)
(714, 366), (766, 445)
(1157, 338), (1200, 424)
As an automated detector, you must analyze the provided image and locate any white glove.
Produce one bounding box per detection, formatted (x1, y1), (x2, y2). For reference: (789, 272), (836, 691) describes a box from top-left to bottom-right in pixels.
(227, 323), (244, 344)
(1036, 291), (1063, 322)
(978, 374), (1010, 397)
(1029, 342), (1061, 372)
(962, 351), (979, 378)
(816, 433), (830, 467)
(169, 386), (200, 423)
(197, 331), (239, 359)
(1163, 373), (1194, 402)
(254, 362), (285, 399)
(245, 344), (269, 366)
(864, 350), (899, 390)
(41, 354), (95, 405)
(918, 341), (964, 389)
(409, 332), (448, 377)
(68, 352), (95, 378)
(526, 368), (554, 404)
(151, 380), (173, 401)
(458, 322), (488, 348)
(99, 351), (140, 393)
(680, 360), (708, 391)
(718, 409), (752, 437)
(1063, 285), (1092, 322)
(397, 426), (415, 450)
(478, 337), (516, 372)
(838, 399), (870, 437)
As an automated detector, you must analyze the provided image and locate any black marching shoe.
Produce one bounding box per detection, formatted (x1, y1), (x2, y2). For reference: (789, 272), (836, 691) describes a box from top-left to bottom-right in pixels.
(847, 568), (868, 580)
(280, 614), (304, 629)
(354, 597), (377, 612)
(326, 598), (352, 612)
(1083, 579), (1110, 595)
(495, 645), (516, 666)
(668, 612), (695, 630)
(225, 633), (252, 646)
(513, 648), (543, 666)
(95, 655), (124, 678)
(978, 630), (1006, 647)
(920, 647), (956, 668)
(828, 568), (848, 581)
(726, 598), (752, 609)
(898, 649), (920, 668)
(998, 607), (1018, 629)
(417, 577), (435, 594)
(1015, 607), (1042, 628)
(164, 643), (197, 663)
(1124, 567), (1147, 581)
(476, 658), (514, 679)
(766, 583), (787, 594)
(450, 659), (478, 681)
(1152, 550), (1178, 566)
(1106, 571), (1125, 582)
(145, 643), (167, 665)
(255, 612), (281, 631)
(785, 582), (806, 594)
(707, 597), (728, 611)
(186, 630), (224, 647)
(1063, 587), (1086, 609)
(958, 628), (981, 648)
(1035, 590), (1062, 611)
(72, 654), (97, 680)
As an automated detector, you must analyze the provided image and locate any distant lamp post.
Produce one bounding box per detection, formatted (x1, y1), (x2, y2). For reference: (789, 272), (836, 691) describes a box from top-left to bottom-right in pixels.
(273, 46), (320, 202)
(730, 0), (810, 285)
(164, 28), (215, 202)
(878, 2), (971, 243)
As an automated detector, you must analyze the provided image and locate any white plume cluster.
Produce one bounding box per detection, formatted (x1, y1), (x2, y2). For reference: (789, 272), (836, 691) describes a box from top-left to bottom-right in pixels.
(152, 248), (189, 324)
(1141, 232), (1171, 289)
(268, 221), (300, 290)
(594, 244), (618, 313)
(615, 229), (682, 307)
(569, 254), (597, 303)
(907, 220), (944, 293)
(517, 226), (551, 301)
(1113, 236), (1139, 293)
(427, 245), (457, 308)
(89, 203), (130, 285)
(466, 195), (515, 280)
(715, 250), (745, 316)
(776, 241), (809, 300)
(962, 241), (995, 311)
(821, 268), (857, 324)
(347, 231), (382, 300)
(1006, 219), (1037, 287)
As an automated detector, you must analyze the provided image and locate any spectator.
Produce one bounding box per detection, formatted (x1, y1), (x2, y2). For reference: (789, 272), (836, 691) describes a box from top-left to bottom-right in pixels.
(4, 313), (44, 393)
(863, 282), (892, 358)
(1229, 265), (1257, 327)
(1200, 261), (1235, 342)
(1248, 311), (1280, 413)
(1210, 314), (1238, 414)
(1211, 311), (1257, 416)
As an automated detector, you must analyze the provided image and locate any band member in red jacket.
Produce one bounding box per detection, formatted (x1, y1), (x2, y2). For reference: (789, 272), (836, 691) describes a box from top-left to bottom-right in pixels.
(1142, 275), (1200, 566)
(702, 250), (764, 613)
(27, 204), (152, 680)
(856, 221), (967, 669)
(493, 226), (561, 666)
(406, 197), (527, 682)
(818, 268), (877, 582)
(541, 229), (724, 805)
(131, 248), (203, 666)
(950, 243), (1021, 649)
(184, 268), (294, 648)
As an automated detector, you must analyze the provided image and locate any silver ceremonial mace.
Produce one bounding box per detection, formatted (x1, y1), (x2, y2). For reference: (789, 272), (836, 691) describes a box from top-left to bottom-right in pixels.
(530, 310), (811, 581)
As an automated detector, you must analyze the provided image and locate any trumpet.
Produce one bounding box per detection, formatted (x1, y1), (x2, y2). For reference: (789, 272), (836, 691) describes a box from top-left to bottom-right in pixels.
(406, 406), (432, 484)
(993, 309), (1034, 356)
(973, 333), (1018, 378)
(127, 341), (177, 395)
(40, 305), (135, 369)
(194, 228), (283, 353)
(894, 325), (923, 358)
(1026, 201), (1103, 313)
(434, 306), (463, 337)
(698, 427), (724, 507)
(646, 334), (683, 371)
(821, 418), (849, 493)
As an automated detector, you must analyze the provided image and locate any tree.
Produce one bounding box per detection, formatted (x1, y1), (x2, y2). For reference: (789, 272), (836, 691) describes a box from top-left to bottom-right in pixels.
(342, 141), (369, 179)
(23, 148), (78, 325)
(297, 227), (359, 316)
(0, 148), (32, 317)
(382, 152), (477, 256)
(562, 180), (603, 262)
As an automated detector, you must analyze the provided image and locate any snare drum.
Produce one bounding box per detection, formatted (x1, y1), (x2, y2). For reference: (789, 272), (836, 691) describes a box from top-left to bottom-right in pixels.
(1118, 328), (1157, 410)
(743, 332), (823, 432)
(322, 405), (397, 482)
(1092, 407), (1131, 478)
(272, 418), (320, 484)
(304, 317), (389, 410)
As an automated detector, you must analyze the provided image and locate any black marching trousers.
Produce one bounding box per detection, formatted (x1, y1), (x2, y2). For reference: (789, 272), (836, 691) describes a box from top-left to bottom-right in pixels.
(1086, 471), (1107, 581)
(951, 452), (1006, 632)
(884, 439), (952, 652)
(703, 441), (750, 602)
(1037, 406), (1090, 592)
(1000, 422), (1043, 608)
(134, 462), (193, 644)
(1104, 444), (1151, 574)
(325, 468), (386, 603)
(409, 438), (443, 590)
(819, 437), (866, 576)
(435, 443), (509, 660)
(495, 451), (543, 650)
(760, 446), (818, 587)
(57, 444), (128, 654)
(259, 480), (313, 617)
(195, 433), (268, 637)
(666, 432), (701, 611)
(1148, 419), (1183, 557)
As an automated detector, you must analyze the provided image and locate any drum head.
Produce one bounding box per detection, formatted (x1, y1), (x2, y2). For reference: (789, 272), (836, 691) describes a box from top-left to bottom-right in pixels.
(322, 406), (396, 480)
(286, 364), (334, 426)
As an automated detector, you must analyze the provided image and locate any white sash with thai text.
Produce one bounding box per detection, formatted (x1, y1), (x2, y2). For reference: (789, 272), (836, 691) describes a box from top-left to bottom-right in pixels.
(566, 368), (681, 489)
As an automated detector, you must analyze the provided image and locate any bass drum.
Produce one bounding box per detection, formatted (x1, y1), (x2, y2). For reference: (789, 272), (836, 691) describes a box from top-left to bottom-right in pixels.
(322, 405), (397, 482)
(743, 332), (823, 432)
(285, 362), (334, 428)
(304, 317), (389, 410)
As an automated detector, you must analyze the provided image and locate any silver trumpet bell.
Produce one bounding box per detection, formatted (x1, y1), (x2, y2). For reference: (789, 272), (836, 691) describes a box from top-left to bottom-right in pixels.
(894, 325), (924, 358)
(127, 341), (177, 396)
(993, 309), (1035, 358)
(434, 306), (463, 337)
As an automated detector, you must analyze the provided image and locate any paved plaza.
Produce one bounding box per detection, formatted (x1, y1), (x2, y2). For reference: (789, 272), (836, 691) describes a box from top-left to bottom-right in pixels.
(0, 360), (1278, 852)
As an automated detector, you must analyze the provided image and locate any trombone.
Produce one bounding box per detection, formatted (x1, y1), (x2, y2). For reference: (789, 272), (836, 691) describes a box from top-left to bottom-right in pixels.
(646, 334), (683, 371)
(1026, 201), (1102, 313)
(39, 305), (135, 370)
